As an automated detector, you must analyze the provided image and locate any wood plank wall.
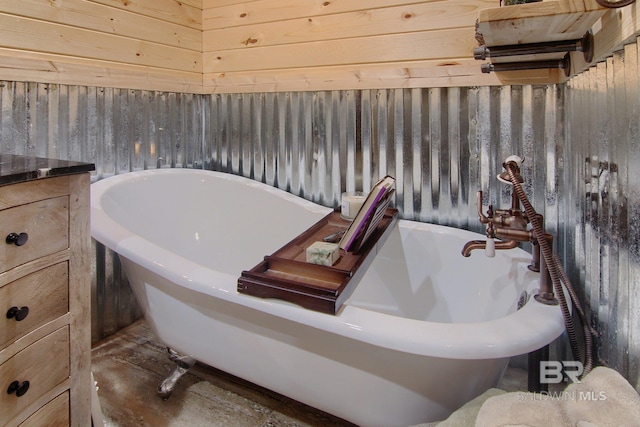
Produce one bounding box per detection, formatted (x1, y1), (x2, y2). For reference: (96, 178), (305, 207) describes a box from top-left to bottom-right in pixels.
(2, 1), (638, 94)
(0, 0), (502, 93)
(202, 0), (499, 93)
(0, 0), (202, 93)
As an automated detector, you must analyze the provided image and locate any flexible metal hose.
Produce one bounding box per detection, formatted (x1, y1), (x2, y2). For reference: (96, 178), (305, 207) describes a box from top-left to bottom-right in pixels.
(554, 252), (596, 374)
(505, 163), (594, 376)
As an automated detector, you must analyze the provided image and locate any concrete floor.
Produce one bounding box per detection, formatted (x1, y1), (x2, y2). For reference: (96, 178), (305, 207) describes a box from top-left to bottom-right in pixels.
(91, 319), (532, 427)
(91, 320), (357, 427)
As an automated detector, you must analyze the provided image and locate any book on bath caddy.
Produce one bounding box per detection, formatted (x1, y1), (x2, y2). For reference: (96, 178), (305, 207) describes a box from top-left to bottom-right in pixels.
(339, 175), (396, 253)
(305, 175), (395, 265)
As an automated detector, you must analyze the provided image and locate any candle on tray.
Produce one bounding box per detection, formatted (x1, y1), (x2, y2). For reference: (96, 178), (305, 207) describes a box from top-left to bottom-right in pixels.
(341, 191), (367, 220)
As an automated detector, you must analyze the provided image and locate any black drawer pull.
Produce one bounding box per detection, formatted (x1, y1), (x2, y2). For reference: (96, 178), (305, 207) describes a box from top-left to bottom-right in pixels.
(6, 232), (28, 246)
(7, 380), (30, 397)
(6, 306), (29, 321)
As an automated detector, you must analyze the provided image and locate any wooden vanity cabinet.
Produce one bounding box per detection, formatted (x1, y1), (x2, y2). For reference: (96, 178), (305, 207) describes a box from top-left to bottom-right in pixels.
(0, 173), (91, 426)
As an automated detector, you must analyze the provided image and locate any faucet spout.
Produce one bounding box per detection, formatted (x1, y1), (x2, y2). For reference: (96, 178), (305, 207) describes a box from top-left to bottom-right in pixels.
(461, 240), (486, 257)
(461, 238), (518, 257)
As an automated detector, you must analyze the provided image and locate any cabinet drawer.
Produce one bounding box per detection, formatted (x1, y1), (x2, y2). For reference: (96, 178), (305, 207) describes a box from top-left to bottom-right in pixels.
(0, 327), (70, 425)
(0, 262), (69, 349)
(0, 196), (69, 274)
(19, 391), (69, 427)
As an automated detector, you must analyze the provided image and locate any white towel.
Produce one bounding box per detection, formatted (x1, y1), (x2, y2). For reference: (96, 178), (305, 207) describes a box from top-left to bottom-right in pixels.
(475, 367), (640, 427)
(438, 388), (506, 427)
(475, 389), (570, 426)
(562, 366), (640, 427)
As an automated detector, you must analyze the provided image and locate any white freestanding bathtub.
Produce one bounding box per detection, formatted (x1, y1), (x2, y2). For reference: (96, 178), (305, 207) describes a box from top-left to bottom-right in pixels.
(90, 169), (565, 427)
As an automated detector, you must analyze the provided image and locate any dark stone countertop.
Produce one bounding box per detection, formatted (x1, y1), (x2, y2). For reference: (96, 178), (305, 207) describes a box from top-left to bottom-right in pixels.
(0, 154), (95, 186)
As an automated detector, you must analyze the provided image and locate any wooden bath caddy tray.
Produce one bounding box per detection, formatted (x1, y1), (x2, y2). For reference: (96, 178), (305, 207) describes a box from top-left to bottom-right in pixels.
(237, 208), (398, 315)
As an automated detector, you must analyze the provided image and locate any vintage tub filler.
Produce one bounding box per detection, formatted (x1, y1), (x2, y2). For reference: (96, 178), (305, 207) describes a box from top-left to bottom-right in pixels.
(90, 169), (565, 427)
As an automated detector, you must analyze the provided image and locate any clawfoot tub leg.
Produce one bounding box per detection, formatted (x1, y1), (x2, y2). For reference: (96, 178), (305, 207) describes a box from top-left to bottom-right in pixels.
(157, 348), (196, 400)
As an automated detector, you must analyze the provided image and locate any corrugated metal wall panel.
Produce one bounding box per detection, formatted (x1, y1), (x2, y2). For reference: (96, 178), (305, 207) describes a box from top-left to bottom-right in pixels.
(567, 41), (640, 389)
(1, 37), (639, 389)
